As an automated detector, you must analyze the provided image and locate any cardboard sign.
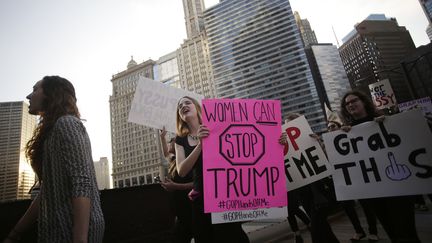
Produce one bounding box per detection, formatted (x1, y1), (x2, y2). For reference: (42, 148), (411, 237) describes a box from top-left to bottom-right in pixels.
(398, 97), (432, 116)
(128, 77), (204, 133)
(323, 110), (432, 200)
(369, 79), (397, 109)
(202, 99), (287, 223)
(283, 116), (333, 191)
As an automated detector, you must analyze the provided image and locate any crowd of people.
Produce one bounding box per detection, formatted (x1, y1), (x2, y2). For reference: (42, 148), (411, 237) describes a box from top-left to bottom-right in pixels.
(3, 76), (429, 243)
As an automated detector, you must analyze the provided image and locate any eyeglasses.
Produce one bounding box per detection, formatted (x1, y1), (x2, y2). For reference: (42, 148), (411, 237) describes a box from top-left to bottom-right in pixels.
(344, 97), (360, 106)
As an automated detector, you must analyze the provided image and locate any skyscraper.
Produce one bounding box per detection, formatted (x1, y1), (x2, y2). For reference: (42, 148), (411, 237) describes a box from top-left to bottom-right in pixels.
(294, 11), (318, 47)
(177, 0), (216, 98)
(419, 0), (432, 40)
(183, 0), (206, 39)
(339, 14), (416, 104)
(305, 44), (352, 111)
(0, 101), (37, 202)
(94, 157), (112, 190)
(110, 57), (163, 188)
(154, 51), (181, 88)
(204, 0), (327, 131)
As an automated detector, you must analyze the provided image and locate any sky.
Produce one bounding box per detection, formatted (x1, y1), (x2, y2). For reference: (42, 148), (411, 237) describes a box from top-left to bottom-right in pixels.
(0, 0), (429, 162)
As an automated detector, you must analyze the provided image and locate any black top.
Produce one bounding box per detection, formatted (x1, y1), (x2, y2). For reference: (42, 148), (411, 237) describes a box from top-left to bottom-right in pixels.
(175, 135), (203, 192)
(351, 115), (374, 126)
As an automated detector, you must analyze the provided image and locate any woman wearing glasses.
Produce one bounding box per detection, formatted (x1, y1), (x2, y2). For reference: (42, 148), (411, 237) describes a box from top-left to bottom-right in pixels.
(340, 90), (420, 243)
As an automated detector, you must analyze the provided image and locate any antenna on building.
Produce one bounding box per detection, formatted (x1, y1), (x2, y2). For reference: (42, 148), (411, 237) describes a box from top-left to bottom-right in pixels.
(332, 25), (340, 47)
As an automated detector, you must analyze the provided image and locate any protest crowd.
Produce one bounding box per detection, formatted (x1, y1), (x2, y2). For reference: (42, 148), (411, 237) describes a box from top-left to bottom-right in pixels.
(2, 76), (432, 243)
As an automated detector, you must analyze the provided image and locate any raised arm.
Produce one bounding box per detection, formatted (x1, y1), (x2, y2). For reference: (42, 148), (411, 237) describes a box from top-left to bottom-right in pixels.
(159, 127), (170, 159)
(175, 143), (202, 177)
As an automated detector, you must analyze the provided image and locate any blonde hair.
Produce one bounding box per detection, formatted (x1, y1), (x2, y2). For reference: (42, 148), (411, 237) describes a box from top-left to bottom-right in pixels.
(175, 96), (202, 137)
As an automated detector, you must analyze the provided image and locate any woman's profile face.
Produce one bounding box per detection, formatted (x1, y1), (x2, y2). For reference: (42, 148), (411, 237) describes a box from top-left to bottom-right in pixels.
(178, 97), (197, 121)
(26, 80), (46, 115)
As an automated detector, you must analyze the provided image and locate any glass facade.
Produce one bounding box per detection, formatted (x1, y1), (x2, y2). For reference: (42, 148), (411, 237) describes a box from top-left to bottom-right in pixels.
(309, 44), (351, 111)
(155, 51), (181, 88)
(0, 101), (36, 202)
(204, 0), (326, 131)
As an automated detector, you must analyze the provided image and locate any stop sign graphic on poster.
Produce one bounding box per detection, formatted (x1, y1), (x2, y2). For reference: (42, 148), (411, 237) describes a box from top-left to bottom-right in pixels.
(220, 124), (265, 166)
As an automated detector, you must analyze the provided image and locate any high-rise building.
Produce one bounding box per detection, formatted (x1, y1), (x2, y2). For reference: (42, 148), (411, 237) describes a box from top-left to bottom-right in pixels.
(294, 11), (318, 47)
(339, 14), (416, 104)
(154, 51), (181, 88)
(94, 157), (112, 190)
(204, 0), (327, 131)
(0, 101), (37, 202)
(401, 43), (432, 99)
(177, 0), (216, 98)
(183, 0), (206, 39)
(305, 44), (352, 111)
(110, 57), (163, 188)
(419, 0), (432, 40)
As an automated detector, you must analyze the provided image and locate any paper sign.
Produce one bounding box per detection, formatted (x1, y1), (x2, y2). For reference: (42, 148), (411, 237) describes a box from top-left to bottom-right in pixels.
(398, 97), (432, 116)
(202, 99), (287, 223)
(323, 110), (432, 200)
(211, 207), (287, 224)
(369, 79), (397, 109)
(283, 116), (333, 191)
(128, 77), (204, 133)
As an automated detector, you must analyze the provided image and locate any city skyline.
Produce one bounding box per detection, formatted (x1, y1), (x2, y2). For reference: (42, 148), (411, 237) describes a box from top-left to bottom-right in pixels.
(0, 0), (429, 162)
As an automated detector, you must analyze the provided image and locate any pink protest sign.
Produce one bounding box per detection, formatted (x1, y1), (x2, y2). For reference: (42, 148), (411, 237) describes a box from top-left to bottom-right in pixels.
(202, 99), (287, 213)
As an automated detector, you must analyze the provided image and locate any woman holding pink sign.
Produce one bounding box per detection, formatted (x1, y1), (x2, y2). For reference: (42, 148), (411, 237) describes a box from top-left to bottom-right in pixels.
(174, 96), (249, 243)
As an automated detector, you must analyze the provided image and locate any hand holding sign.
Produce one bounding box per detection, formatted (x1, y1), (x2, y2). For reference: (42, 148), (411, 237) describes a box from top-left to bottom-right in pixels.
(385, 152), (411, 181)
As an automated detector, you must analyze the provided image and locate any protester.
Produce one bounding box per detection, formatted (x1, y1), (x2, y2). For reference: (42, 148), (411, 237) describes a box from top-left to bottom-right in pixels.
(281, 113), (339, 243)
(159, 127), (194, 243)
(340, 90), (420, 243)
(3, 76), (104, 243)
(174, 96), (249, 243)
(326, 115), (378, 241)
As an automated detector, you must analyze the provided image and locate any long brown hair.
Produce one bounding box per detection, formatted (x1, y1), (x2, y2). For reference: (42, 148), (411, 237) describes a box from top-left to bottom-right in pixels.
(175, 96), (202, 137)
(340, 90), (380, 125)
(26, 76), (80, 179)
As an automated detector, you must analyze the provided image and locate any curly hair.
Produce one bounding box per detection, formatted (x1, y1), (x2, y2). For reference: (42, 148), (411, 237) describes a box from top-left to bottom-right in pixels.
(175, 96), (202, 137)
(340, 90), (380, 125)
(25, 76), (80, 179)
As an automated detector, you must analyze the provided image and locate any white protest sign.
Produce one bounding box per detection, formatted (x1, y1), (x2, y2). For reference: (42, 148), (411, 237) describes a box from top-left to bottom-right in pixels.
(211, 207), (287, 224)
(128, 77), (204, 133)
(369, 79), (397, 109)
(398, 97), (432, 116)
(283, 116), (333, 191)
(323, 110), (432, 201)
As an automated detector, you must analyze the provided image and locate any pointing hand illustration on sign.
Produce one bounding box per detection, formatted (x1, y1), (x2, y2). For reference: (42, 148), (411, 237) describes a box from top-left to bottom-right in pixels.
(385, 152), (411, 181)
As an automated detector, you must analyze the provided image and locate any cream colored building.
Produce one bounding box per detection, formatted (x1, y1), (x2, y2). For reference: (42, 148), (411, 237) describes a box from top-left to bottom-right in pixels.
(177, 0), (216, 98)
(109, 58), (163, 188)
(0, 101), (37, 202)
(93, 157), (112, 190)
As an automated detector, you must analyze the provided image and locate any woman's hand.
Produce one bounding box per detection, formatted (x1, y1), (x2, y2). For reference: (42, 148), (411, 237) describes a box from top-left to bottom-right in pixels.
(197, 125), (210, 143)
(160, 126), (167, 139)
(341, 125), (352, 132)
(279, 132), (287, 145)
(309, 133), (320, 141)
(161, 178), (176, 192)
(374, 115), (385, 123)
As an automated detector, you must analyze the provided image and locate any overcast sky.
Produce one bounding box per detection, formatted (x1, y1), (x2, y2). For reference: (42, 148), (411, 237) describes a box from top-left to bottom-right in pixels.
(0, 0), (429, 161)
